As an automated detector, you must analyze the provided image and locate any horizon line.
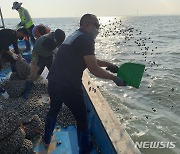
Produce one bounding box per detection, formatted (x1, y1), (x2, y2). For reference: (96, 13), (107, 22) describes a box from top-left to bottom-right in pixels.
(3, 14), (180, 19)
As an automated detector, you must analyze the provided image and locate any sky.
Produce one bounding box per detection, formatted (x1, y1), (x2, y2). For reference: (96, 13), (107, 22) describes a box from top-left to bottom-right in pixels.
(1, 0), (180, 18)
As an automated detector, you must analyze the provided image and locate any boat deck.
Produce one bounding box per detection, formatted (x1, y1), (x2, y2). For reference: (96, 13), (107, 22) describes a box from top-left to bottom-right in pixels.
(33, 126), (79, 154)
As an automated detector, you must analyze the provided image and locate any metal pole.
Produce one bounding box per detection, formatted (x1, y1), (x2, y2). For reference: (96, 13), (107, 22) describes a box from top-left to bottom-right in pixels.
(0, 7), (5, 28)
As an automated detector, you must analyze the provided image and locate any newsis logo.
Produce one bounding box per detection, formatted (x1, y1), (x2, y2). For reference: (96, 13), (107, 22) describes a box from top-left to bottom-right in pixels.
(134, 141), (176, 149)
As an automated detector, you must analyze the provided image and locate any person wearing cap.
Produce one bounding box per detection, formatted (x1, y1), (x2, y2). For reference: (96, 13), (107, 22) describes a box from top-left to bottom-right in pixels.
(12, 1), (35, 51)
(23, 29), (65, 100)
(0, 28), (29, 72)
(43, 14), (126, 153)
(32, 24), (51, 39)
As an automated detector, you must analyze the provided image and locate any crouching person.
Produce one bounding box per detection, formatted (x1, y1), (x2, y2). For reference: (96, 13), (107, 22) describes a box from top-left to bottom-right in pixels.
(23, 29), (65, 100)
(0, 28), (29, 72)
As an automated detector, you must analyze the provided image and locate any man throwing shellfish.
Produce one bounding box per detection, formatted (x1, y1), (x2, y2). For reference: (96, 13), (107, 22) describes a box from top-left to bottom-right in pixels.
(43, 14), (126, 153)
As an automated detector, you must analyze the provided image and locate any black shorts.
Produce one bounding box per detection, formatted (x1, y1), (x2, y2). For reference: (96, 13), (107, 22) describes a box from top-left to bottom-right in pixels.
(37, 55), (53, 75)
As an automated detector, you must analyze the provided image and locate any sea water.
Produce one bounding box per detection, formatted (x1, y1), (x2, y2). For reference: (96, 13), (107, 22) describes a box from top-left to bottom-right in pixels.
(4, 15), (180, 154)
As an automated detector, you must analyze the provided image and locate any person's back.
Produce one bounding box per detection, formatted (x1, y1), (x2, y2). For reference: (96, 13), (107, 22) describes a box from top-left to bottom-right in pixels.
(48, 29), (94, 88)
(0, 29), (17, 51)
(0, 28), (29, 53)
(0, 29), (14, 39)
(33, 32), (55, 57)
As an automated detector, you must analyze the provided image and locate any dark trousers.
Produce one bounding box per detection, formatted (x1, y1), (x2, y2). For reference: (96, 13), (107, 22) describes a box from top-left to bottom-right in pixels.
(2, 52), (16, 72)
(27, 56), (53, 81)
(44, 81), (88, 144)
(28, 25), (36, 44)
(25, 25), (36, 49)
(37, 56), (53, 75)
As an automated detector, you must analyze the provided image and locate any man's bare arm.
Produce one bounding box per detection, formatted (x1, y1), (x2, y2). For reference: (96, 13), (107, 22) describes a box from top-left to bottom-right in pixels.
(84, 55), (115, 80)
(96, 59), (110, 67)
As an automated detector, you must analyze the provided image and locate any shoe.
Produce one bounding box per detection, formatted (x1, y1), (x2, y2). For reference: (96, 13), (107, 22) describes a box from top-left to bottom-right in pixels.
(41, 137), (50, 148)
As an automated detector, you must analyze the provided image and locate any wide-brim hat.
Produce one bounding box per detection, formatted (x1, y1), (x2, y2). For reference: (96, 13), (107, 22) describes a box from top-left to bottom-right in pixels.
(12, 2), (22, 10)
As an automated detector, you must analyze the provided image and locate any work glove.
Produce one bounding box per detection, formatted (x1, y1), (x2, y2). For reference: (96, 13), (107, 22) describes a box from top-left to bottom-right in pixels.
(12, 53), (18, 60)
(113, 76), (126, 86)
(106, 63), (119, 73)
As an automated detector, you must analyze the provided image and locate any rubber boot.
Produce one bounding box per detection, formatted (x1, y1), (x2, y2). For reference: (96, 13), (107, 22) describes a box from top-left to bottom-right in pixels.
(43, 115), (57, 145)
(23, 81), (33, 100)
(77, 130), (93, 154)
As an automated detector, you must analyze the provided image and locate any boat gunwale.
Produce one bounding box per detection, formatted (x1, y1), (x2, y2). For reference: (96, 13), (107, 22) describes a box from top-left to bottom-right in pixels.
(82, 70), (141, 154)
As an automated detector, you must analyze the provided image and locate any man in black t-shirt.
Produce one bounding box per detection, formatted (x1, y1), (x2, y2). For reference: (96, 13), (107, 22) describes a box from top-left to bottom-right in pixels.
(0, 28), (29, 71)
(44, 14), (126, 153)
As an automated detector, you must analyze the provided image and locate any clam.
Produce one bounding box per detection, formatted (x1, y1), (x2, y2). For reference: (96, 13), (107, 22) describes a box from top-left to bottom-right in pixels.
(2, 80), (25, 98)
(15, 139), (34, 154)
(23, 115), (44, 140)
(0, 110), (21, 140)
(15, 60), (30, 80)
(0, 127), (25, 154)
